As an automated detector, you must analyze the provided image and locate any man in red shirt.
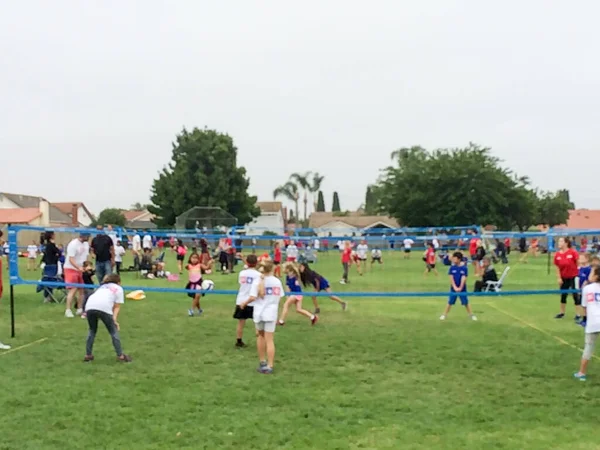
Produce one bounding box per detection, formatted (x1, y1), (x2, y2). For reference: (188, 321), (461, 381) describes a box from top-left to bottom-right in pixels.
(554, 237), (581, 320)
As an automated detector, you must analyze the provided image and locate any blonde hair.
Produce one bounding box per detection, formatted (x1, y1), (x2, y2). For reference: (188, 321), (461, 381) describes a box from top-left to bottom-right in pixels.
(283, 262), (300, 278)
(257, 260), (275, 298)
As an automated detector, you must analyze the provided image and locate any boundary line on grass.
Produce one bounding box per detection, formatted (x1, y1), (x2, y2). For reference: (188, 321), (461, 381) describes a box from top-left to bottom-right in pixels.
(0, 337), (48, 357)
(486, 303), (600, 361)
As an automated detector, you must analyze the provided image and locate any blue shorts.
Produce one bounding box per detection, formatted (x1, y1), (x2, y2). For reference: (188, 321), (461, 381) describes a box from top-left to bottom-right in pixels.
(448, 290), (468, 306)
(317, 277), (330, 291)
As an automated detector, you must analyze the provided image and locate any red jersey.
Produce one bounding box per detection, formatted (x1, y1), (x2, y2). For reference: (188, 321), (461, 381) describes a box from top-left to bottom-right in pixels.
(469, 239), (478, 256)
(274, 248), (281, 262)
(504, 238), (510, 248)
(554, 249), (579, 279)
(341, 248), (352, 263)
(425, 248), (436, 265)
(225, 238), (234, 254)
(157, 239), (165, 249)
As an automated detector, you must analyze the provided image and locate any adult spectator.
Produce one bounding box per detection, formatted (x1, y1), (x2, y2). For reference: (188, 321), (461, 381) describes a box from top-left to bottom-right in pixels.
(474, 257), (498, 292)
(106, 224), (118, 248)
(554, 237), (581, 321)
(142, 230), (153, 251)
(41, 231), (61, 267)
(131, 230), (142, 268)
(91, 225), (114, 283)
(64, 233), (91, 318)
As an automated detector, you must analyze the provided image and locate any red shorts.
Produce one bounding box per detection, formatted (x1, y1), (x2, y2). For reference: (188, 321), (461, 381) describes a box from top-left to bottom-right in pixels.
(286, 257), (296, 262)
(288, 294), (303, 301)
(64, 269), (83, 289)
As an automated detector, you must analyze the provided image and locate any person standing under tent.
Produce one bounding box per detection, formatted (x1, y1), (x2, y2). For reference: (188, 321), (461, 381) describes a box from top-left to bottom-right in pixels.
(573, 265), (600, 381)
(355, 239), (368, 275)
(142, 230), (152, 252)
(0, 231), (11, 349)
(402, 236), (414, 259)
(131, 230), (142, 269)
(91, 225), (114, 285)
(64, 233), (91, 318)
(554, 237), (582, 321)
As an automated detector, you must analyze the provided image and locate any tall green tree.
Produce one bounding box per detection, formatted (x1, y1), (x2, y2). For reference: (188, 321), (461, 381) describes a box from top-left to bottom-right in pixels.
(374, 143), (549, 228)
(364, 185), (379, 215)
(332, 192), (341, 212)
(273, 181), (300, 222)
(290, 172), (312, 222)
(538, 190), (574, 227)
(316, 190), (326, 212)
(149, 127), (259, 227)
(310, 172), (325, 212)
(130, 202), (150, 210)
(92, 208), (127, 227)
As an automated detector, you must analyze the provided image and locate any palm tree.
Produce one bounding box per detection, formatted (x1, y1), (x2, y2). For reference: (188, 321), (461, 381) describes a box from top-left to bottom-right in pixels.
(273, 181), (300, 222)
(310, 172), (325, 212)
(290, 172), (312, 222)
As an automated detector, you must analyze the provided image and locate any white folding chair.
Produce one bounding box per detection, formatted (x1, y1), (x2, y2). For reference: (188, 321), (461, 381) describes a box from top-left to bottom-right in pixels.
(484, 266), (510, 292)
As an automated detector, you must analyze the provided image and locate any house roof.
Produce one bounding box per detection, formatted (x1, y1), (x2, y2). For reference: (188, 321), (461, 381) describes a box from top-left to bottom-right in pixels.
(1, 192), (72, 224)
(308, 212), (399, 229)
(257, 202), (282, 214)
(122, 210), (154, 222)
(53, 202), (95, 220)
(0, 208), (42, 224)
(555, 209), (600, 229)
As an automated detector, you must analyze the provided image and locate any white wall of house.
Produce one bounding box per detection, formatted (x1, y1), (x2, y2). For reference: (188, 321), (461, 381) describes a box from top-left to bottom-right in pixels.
(246, 211), (285, 235)
(315, 221), (358, 237)
(0, 196), (19, 209)
(77, 206), (93, 226)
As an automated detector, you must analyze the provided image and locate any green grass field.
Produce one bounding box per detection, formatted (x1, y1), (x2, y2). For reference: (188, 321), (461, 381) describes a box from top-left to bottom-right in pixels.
(1, 250), (599, 450)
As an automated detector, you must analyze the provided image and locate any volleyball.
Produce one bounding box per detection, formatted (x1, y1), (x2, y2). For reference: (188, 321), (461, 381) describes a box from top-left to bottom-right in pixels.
(201, 280), (215, 291)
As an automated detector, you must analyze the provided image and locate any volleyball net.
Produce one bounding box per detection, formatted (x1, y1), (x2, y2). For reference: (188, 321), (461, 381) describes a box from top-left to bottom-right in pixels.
(5, 224), (600, 337)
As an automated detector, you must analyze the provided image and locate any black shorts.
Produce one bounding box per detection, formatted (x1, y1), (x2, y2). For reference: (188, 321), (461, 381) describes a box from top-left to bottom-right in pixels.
(233, 305), (254, 320)
(404, 249), (411, 253)
(176, 254), (185, 261)
(427, 264), (436, 271)
(358, 257), (367, 262)
(372, 257), (381, 263)
(273, 261), (280, 266)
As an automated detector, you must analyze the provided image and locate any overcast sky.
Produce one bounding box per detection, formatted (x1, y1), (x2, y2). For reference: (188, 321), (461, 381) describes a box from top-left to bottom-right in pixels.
(1, 0), (599, 215)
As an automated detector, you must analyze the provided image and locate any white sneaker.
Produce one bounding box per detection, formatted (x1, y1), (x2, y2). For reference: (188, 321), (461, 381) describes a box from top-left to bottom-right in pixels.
(439, 315), (446, 321)
(471, 315), (478, 321)
(0, 342), (11, 350)
(339, 280), (346, 285)
(65, 309), (74, 318)
(76, 308), (83, 316)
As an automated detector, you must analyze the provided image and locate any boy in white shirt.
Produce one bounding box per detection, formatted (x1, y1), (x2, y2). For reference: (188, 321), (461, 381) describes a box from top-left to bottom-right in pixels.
(239, 260), (284, 374)
(355, 239), (369, 275)
(286, 240), (299, 262)
(83, 273), (132, 363)
(403, 238), (414, 259)
(574, 265), (600, 381)
(233, 255), (261, 348)
(26, 241), (38, 271)
(114, 240), (126, 274)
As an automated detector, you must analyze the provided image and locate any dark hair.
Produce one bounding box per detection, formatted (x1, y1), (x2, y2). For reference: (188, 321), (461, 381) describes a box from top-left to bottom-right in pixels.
(188, 252), (200, 265)
(43, 231), (55, 244)
(103, 273), (121, 284)
(177, 239), (183, 246)
(591, 265), (600, 281)
(246, 254), (258, 267)
(200, 238), (208, 253)
(299, 262), (320, 287)
(563, 237), (572, 248)
(428, 243), (434, 248)
(452, 251), (463, 260)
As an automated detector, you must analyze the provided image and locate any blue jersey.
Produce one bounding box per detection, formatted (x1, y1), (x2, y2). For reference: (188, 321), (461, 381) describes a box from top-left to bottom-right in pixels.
(286, 275), (302, 293)
(579, 266), (592, 290)
(448, 264), (468, 291)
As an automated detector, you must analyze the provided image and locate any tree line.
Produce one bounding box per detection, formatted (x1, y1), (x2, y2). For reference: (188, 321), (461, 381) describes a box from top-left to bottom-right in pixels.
(91, 130), (573, 231)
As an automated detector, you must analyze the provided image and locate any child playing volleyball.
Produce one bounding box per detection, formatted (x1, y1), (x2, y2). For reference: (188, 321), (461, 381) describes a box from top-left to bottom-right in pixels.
(299, 262), (347, 314)
(278, 263), (318, 327)
(233, 254), (261, 348)
(186, 253), (207, 316)
(440, 252), (477, 321)
(239, 260), (285, 374)
(574, 264), (600, 381)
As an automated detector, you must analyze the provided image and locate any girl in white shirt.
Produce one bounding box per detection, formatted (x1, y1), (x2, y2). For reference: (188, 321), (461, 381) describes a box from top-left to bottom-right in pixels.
(575, 265), (600, 381)
(233, 255), (261, 348)
(114, 241), (126, 274)
(27, 241), (38, 271)
(240, 259), (284, 374)
(286, 240), (299, 262)
(83, 274), (132, 363)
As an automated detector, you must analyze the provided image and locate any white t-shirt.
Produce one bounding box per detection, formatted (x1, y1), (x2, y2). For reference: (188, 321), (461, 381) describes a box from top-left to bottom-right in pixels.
(286, 245), (298, 259)
(372, 249), (382, 258)
(356, 244), (368, 259)
(314, 239), (320, 250)
(337, 240), (343, 249)
(108, 232), (118, 248)
(142, 234), (152, 249)
(582, 283), (600, 333)
(236, 268), (261, 306)
(432, 238), (440, 249)
(114, 245), (126, 263)
(249, 275), (284, 323)
(63, 239), (88, 270)
(27, 245), (38, 258)
(403, 239), (414, 249)
(132, 235), (141, 252)
(84, 283), (124, 315)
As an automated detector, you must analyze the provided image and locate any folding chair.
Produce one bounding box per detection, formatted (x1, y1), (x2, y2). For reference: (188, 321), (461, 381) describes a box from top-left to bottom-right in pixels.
(484, 266), (510, 292)
(37, 264), (66, 303)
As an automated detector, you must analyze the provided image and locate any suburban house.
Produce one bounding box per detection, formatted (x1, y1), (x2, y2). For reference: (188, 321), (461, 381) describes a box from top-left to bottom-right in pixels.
(122, 209), (157, 229)
(308, 211), (400, 236)
(0, 192), (73, 227)
(53, 202), (95, 227)
(555, 209), (600, 229)
(245, 202), (286, 235)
